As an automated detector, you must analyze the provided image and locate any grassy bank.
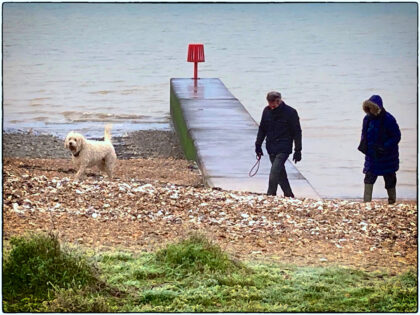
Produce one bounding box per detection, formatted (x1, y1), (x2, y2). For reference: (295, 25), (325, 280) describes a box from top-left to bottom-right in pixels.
(2, 233), (417, 312)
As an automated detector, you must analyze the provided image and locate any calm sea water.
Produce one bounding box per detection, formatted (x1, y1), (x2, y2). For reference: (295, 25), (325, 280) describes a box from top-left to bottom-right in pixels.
(3, 3), (417, 199)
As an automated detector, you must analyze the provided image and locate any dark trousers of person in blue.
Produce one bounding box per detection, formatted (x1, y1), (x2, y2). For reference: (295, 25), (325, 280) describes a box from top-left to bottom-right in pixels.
(363, 172), (397, 204)
(267, 153), (294, 197)
(364, 172), (397, 189)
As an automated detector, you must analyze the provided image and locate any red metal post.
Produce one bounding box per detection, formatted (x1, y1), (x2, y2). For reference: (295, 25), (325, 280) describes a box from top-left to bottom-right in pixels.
(194, 62), (198, 80)
(187, 44), (205, 80)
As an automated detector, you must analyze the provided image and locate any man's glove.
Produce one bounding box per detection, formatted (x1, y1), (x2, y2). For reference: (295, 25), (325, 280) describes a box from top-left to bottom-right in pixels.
(255, 144), (263, 157)
(293, 151), (301, 163)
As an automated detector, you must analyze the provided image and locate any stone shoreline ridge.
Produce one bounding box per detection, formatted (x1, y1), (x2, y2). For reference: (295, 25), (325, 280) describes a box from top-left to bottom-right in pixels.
(3, 157), (417, 273)
(2, 130), (185, 160)
(2, 125), (417, 273)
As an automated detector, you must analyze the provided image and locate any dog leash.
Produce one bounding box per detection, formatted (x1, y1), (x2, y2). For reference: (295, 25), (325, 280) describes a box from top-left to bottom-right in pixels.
(249, 154), (261, 177)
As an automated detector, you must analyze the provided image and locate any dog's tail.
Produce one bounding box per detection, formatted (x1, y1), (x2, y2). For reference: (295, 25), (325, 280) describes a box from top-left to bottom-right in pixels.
(104, 124), (113, 142)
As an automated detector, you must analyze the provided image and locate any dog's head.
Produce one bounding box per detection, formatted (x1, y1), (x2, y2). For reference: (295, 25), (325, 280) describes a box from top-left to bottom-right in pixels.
(64, 131), (85, 155)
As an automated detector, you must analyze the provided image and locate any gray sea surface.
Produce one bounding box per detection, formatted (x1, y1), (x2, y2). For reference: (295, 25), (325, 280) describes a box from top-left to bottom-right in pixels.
(3, 3), (417, 199)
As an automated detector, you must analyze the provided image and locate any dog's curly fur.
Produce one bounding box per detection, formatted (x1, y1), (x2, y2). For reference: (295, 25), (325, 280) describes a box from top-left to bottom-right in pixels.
(64, 125), (117, 181)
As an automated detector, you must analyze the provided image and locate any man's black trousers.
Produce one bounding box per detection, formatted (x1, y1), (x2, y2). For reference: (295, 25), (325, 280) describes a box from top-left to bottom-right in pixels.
(268, 153), (294, 197)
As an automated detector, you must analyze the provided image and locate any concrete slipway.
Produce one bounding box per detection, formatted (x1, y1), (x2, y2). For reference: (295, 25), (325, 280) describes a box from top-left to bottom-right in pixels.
(170, 78), (320, 200)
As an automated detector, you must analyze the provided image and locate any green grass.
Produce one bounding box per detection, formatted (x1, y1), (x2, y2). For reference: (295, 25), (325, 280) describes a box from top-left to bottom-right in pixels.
(155, 233), (244, 274)
(2, 232), (115, 312)
(96, 233), (417, 312)
(2, 232), (417, 312)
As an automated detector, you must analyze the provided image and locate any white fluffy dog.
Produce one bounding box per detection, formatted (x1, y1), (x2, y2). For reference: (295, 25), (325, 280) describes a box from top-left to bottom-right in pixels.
(64, 125), (117, 181)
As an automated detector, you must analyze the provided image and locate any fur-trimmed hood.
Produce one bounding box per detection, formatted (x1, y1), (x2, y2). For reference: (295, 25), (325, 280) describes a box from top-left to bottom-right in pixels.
(363, 95), (384, 116)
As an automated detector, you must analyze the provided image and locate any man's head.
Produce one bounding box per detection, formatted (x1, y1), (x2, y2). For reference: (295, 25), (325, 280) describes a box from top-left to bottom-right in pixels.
(266, 91), (282, 109)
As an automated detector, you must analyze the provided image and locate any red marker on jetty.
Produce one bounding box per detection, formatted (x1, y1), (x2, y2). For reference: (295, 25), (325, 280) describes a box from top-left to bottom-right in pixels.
(187, 44), (205, 80)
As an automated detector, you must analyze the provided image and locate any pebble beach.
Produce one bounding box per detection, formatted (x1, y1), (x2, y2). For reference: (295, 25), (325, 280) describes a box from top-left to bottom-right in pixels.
(2, 129), (185, 160)
(2, 129), (417, 273)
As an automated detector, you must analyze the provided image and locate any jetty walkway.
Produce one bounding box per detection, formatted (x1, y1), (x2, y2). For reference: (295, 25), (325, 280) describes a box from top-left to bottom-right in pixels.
(170, 78), (320, 199)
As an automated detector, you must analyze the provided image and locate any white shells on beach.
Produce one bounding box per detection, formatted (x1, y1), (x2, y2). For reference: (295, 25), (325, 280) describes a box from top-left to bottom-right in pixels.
(3, 170), (417, 255)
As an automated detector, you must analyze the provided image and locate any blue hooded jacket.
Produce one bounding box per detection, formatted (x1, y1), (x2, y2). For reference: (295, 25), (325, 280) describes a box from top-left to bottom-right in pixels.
(359, 95), (401, 175)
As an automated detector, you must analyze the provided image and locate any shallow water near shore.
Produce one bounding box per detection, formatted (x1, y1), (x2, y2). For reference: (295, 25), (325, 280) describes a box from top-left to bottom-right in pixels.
(3, 3), (417, 199)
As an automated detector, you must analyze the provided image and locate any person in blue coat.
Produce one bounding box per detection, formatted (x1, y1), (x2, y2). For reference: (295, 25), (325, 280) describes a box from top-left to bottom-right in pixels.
(358, 95), (401, 204)
(255, 91), (302, 197)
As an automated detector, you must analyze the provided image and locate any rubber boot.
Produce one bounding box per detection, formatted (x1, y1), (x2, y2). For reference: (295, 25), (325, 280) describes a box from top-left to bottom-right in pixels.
(387, 187), (396, 204)
(363, 184), (374, 202)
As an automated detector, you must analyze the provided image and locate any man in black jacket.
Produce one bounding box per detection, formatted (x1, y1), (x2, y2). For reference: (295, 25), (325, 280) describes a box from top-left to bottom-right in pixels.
(255, 91), (302, 197)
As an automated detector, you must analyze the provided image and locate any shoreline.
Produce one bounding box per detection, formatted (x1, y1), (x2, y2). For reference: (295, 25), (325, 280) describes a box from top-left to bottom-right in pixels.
(2, 130), (417, 201)
(3, 130), (417, 201)
(2, 129), (185, 160)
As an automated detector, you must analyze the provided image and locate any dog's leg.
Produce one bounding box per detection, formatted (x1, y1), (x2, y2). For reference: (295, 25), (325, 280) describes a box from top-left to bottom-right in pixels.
(105, 168), (113, 179)
(98, 158), (111, 179)
(74, 164), (87, 181)
(104, 155), (116, 179)
(105, 162), (114, 179)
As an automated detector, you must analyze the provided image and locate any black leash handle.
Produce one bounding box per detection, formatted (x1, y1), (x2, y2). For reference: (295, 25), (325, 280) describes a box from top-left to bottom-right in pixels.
(249, 154), (261, 177)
